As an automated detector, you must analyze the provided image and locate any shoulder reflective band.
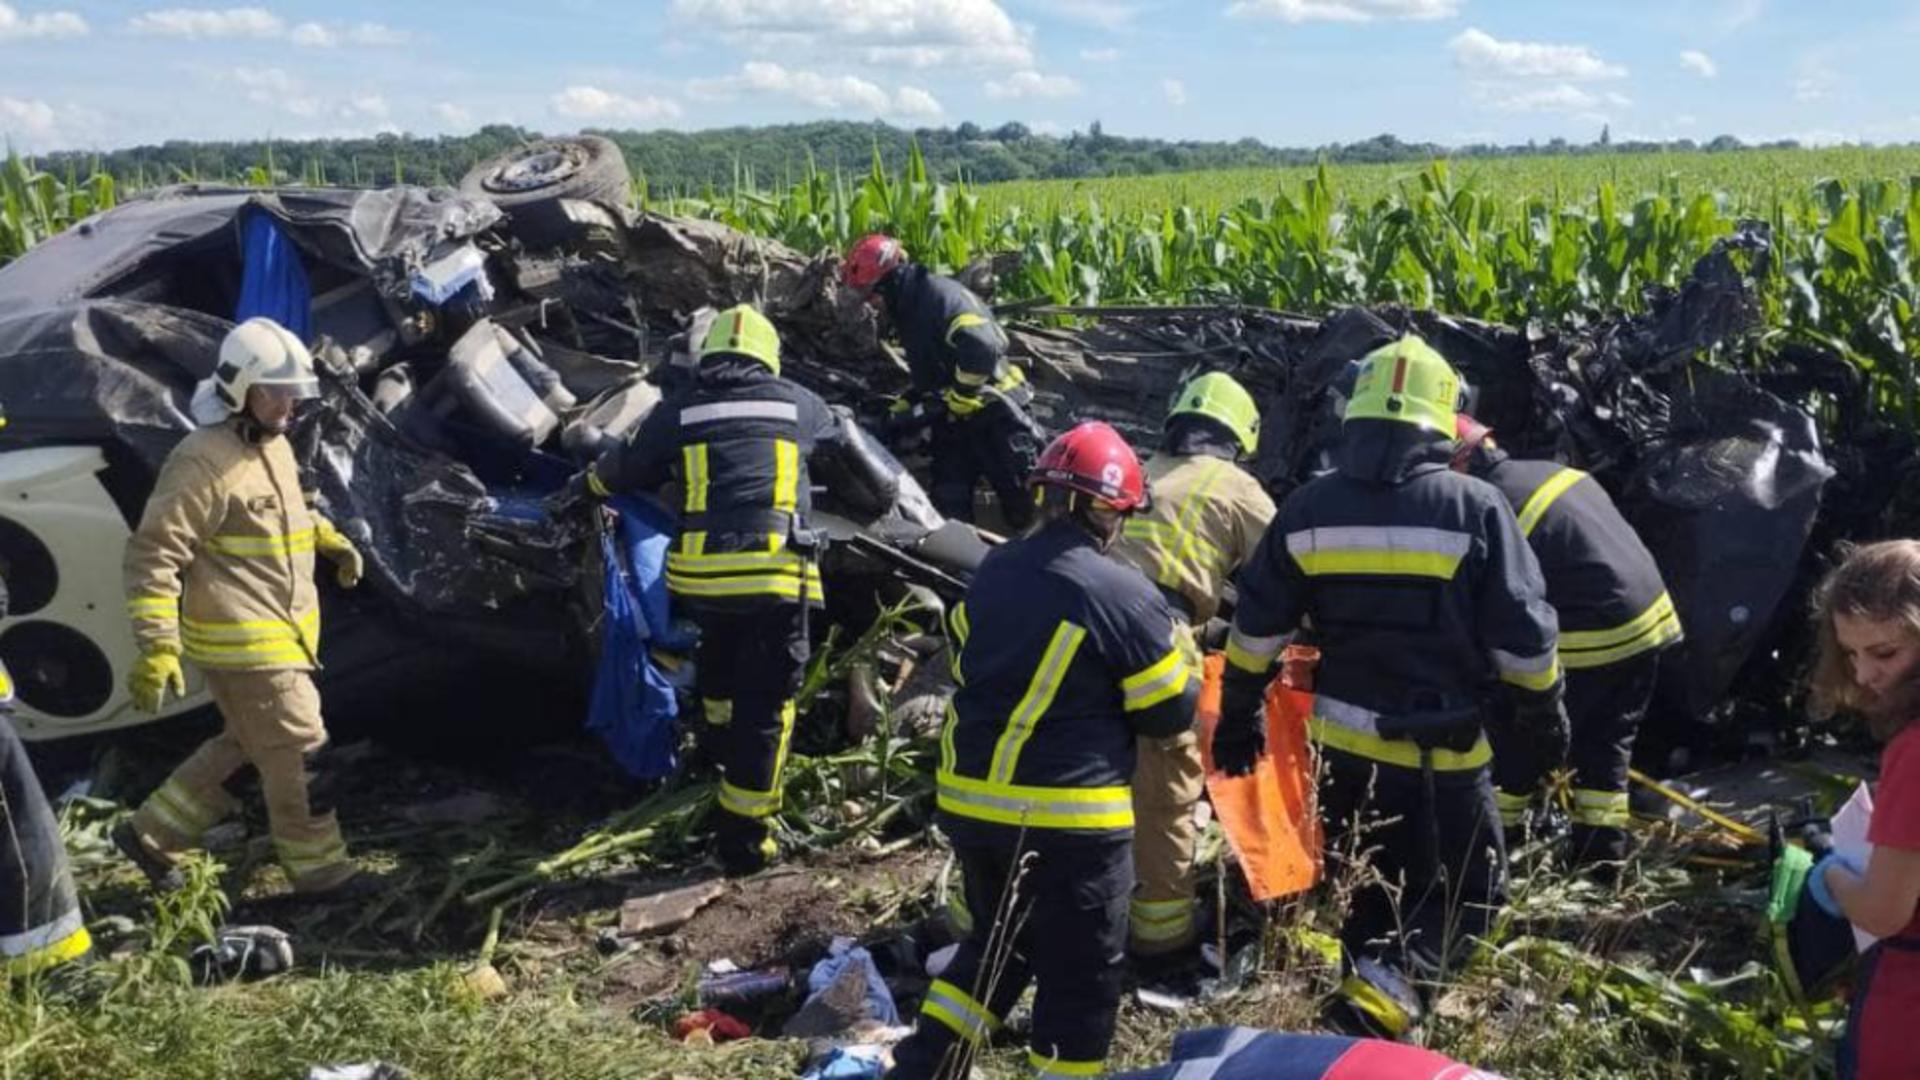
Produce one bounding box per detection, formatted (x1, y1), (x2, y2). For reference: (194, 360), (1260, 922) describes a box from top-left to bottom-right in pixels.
(679, 400), (799, 425)
(1122, 648), (1191, 712)
(936, 770), (1134, 830)
(1515, 467), (1588, 537)
(1285, 525), (1471, 579)
(1561, 591), (1683, 669)
(988, 622), (1087, 784)
(682, 444), (710, 513)
(920, 978), (1001, 1046)
(1491, 645), (1561, 692)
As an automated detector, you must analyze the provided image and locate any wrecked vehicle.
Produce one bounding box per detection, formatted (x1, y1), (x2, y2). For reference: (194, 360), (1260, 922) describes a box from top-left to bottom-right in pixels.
(0, 135), (1889, 763)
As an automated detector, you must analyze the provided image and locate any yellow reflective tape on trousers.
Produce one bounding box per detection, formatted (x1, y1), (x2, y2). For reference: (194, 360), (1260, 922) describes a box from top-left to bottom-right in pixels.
(987, 622), (1087, 784)
(937, 770), (1134, 830)
(1028, 1051), (1106, 1078)
(772, 439), (799, 514)
(2, 909), (91, 976)
(1130, 898), (1195, 942)
(1561, 592), (1683, 669)
(921, 978), (1000, 1046)
(1286, 525), (1471, 580)
(1572, 788), (1631, 828)
(682, 443), (710, 514)
(1310, 696), (1492, 772)
(1515, 467), (1589, 537)
(1121, 648), (1190, 712)
(720, 700), (799, 818)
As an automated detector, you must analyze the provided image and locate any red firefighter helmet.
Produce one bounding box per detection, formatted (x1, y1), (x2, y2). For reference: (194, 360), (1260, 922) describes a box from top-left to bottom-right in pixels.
(1030, 421), (1150, 513)
(841, 234), (907, 291)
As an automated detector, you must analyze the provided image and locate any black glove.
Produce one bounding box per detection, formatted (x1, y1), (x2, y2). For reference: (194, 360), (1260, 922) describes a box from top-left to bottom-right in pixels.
(1212, 670), (1268, 777)
(1513, 696), (1571, 781)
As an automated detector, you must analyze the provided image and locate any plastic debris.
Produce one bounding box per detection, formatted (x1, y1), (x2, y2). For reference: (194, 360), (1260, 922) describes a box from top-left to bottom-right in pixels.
(799, 1044), (891, 1080)
(698, 965), (790, 1006)
(308, 1065), (410, 1080)
(190, 925), (293, 984)
(674, 1009), (752, 1043)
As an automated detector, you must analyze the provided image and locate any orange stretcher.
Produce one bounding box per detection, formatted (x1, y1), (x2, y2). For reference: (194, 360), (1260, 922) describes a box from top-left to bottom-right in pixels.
(1197, 647), (1323, 901)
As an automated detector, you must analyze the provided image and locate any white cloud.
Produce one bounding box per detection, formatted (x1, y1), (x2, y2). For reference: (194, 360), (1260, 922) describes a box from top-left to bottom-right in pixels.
(692, 61), (943, 117)
(129, 7), (283, 38)
(1080, 46), (1121, 62)
(1486, 83), (1631, 114)
(434, 102), (472, 127)
(984, 70), (1080, 99)
(1162, 77), (1187, 106)
(1049, 0), (1138, 30)
(550, 85), (683, 123)
(1721, 0), (1764, 30)
(671, 0), (1033, 69)
(1679, 49), (1717, 78)
(1794, 51), (1835, 103)
(344, 94), (388, 119)
(1226, 0), (1458, 22)
(230, 65), (321, 116)
(0, 96), (56, 136)
(1449, 28), (1625, 80)
(289, 20), (331, 46)
(0, 2), (85, 40)
(346, 21), (408, 45)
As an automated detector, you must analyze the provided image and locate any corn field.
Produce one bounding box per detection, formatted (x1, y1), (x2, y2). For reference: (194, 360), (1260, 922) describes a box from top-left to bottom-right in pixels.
(0, 149), (116, 263)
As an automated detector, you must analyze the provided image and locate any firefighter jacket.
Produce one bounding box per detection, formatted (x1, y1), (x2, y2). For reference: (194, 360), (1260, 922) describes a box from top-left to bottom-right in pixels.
(593, 357), (836, 609)
(1468, 447), (1683, 670)
(938, 519), (1199, 843)
(125, 418), (338, 671)
(1112, 432), (1277, 629)
(881, 265), (1027, 400)
(1226, 419), (1561, 771)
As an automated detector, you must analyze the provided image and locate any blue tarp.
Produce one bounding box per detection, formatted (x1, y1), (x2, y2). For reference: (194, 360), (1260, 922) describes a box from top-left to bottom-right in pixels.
(587, 497), (692, 780)
(235, 210), (311, 339)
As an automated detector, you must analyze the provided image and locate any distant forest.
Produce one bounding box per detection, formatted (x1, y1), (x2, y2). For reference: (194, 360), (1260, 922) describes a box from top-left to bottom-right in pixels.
(37, 119), (1827, 193)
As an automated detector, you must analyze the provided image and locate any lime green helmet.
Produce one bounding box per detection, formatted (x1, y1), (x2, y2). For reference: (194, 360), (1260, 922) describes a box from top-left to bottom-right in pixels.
(1168, 371), (1260, 455)
(699, 304), (782, 375)
(1344, 335), (1461, 436)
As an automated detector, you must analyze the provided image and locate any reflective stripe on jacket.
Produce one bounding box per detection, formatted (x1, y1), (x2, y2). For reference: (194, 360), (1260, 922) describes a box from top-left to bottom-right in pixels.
(939, 520), (1198, 841)
(1473, 453), (1682, 670)
(124, 419), (324, 671)
(1112, 453), (1276, 627)
(885, 265), (1016, 395)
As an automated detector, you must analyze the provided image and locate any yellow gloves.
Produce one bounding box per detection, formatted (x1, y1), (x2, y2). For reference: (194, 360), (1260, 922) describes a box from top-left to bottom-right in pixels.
(129, 647), (186, 714)
(315, 520), (364, 589)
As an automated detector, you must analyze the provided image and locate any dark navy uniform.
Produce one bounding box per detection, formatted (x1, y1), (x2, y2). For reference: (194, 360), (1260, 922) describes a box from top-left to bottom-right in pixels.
(879, 264), (1040, 530)
(889, 520), (1197, 1080)
(1224, 418), (1562, 1006)
(594, 355), (836, 868)
(1467, 446), (1682, 863)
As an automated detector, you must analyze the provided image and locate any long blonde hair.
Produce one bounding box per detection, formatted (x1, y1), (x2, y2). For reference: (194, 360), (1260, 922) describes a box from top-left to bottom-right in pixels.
(1809, 539), (1920, 741)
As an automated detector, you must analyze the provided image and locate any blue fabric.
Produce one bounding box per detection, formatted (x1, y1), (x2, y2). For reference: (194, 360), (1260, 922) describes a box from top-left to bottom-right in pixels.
(805, 941), (900, 1026)
(587, 498), (690, 779)
(798, 1046), (887, 1080)
(236, 210), (311, 340)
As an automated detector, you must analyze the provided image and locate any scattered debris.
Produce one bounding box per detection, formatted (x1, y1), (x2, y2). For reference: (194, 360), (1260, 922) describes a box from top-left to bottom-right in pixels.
(673, 1009), (753, 1044)
(308, 1065), (410, 1080)
(459, 962), (509, 1002)
(698, 965), (791, 1007)
(399, 791), (512, 827)
(189, 924), (294, 984)
(618, 878), (728, 937)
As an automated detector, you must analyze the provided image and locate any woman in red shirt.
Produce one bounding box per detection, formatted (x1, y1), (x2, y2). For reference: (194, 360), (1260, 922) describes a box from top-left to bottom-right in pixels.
(1808, 540), (1920, 1079)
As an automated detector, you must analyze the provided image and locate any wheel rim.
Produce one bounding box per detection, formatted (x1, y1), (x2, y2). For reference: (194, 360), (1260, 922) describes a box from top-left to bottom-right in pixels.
(486, 145), (585, 193)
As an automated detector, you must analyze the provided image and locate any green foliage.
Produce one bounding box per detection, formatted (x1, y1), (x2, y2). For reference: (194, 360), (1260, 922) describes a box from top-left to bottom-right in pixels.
(0, 147), (116, 263)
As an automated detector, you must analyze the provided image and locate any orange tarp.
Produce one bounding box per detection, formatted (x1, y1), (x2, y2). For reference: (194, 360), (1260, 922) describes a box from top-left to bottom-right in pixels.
(1198, 650), (1323, 901)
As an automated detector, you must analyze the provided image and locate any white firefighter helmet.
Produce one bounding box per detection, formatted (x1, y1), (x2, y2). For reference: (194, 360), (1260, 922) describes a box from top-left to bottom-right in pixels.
(212, 318), (319, 413)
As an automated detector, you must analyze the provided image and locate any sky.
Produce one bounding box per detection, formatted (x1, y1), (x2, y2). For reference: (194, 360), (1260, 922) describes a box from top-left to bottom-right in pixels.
(1, 0), (1917, 154)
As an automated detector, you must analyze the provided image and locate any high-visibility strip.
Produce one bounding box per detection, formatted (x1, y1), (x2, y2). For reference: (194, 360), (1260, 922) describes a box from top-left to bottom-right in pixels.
(180, 609), (320, 644)
(1121, 520), (1227, 581)
(1309, 696), (1491, 772)
(921, 978), (1001, 1046)
(1, 912), (90, 976)
(937, 771), (1134, 830)
(703, 698), (734, 727)
(205, 528), (317, 558)
(948, 602), (970, 683)
(1491, 646), (1561, 692)
(1029, 1051), (1106, 1078)
(679, 531), (707, 557)
(127, 596), (179, 619)
(1339, 973), (1413, 1037)
(1170, 461), (1231, 582)
(1572, 788), (1631, 828)
(946, 886), (973, 934)
(987, 622), (1088, 785)
(952, 368), (990, 387)
(679, 400), (799, 425)
(1561, 592), (1683, 669)
(681, 444), (710, 514)
(1, 908), (85, 959)
(939, 700), (960, 774)
(771, 439), (800, 514)
(275, 832), (349, 875)
(1286, 525), (1470, 579)
(144, 778), (223, 839)
(1225, 626), (1284, 674)
(718, 700), (797, 819)
(1515, 467), (1589, 537)
(1496, 789), (1532, 827)
(1130, 898), (1195, 944)
(666, 570), (823, 602)
(0, 664), (11, 703)
(945, 312), (991, 345)
(667, 548), (809, 574)
(1121, 648), (1191, 713)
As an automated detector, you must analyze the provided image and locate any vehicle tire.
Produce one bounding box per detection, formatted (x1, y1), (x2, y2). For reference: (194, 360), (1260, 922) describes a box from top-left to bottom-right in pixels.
(458, 135), (633, 210)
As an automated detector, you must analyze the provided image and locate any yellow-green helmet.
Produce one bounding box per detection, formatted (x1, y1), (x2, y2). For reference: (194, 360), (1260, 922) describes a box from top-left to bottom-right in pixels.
(1344, 335), (1461, 436)
(1168, 371), (1260, 455)
(698, 304), (782, 375)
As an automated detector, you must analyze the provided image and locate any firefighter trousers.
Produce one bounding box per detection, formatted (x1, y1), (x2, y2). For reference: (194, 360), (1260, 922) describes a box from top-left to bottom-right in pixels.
(930, 400), (1040, 533)
(1493, 653), (1660, 865)
(888, 836), (1131, 1080)
(695, 603), (808, 868)
(129, 669), (355, 893)
(2, 713), (91, 975)
(1321, 746), (1506, 984)
(1129, 623), (1206, 957)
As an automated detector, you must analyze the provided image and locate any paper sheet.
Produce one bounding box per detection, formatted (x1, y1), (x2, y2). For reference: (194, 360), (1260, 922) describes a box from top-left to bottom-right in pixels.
(1830, 781), (1880, 953)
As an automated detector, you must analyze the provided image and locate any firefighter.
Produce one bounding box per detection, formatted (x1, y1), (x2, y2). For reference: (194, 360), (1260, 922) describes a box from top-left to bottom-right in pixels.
(1108, 371), (1276, 962)
(113, 317), (367, 897)
(1453, 414), (1682, 868)
(2, 575), (93, 977)
(839, 234), (1041, 532)
(1210, 336), (1569, 1039)
(887, 421), (1198, 1080)
(578, 304), (834, 876)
